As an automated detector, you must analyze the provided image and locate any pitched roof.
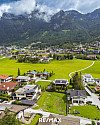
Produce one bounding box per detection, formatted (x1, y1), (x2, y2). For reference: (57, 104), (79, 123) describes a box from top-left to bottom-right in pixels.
(16, 76), (30, 80)
(15, 85), (38, 94)
(0, 82), (19, 91)
(70, 90), (87, 98)
(55, 79), (68, 84)
(0, 104), (28, 112)
(27, 71), (37, 75)
(0, 75), (10, 80)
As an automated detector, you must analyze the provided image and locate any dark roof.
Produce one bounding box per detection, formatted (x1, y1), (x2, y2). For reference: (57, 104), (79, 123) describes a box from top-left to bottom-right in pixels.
(55, 79), (68, 84)
(20, 99), (37, 105)
(70, 90), (87, 98)
(94, 79), (100, 81)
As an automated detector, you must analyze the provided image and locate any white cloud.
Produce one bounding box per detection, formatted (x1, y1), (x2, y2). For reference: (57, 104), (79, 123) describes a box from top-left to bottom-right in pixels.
(0, 0), (100, 21)
(0, 4), (10, 16)
(0, 0), (36, 16)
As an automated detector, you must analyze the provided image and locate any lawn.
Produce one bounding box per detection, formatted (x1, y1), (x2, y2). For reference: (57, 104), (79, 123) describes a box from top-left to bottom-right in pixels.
(35, 81), (51, 90)
(0, 58), (92, 80)
(29, 114), (41, 125)
(70, 105), (100, 120)
(82, 61), (100, 79)
(34, 92), (67, 115)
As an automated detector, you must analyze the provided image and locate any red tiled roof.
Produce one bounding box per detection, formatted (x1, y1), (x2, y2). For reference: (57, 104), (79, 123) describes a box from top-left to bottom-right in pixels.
(0, 75), (10, 80)
(0, 82), (20, 91)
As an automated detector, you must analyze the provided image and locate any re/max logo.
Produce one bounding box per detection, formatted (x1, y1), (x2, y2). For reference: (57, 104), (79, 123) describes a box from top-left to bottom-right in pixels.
(39, 118), (61, 123)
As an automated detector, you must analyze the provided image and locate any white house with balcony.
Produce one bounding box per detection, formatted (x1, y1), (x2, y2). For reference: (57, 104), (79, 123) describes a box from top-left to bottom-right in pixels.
(82, 74), (94, 84)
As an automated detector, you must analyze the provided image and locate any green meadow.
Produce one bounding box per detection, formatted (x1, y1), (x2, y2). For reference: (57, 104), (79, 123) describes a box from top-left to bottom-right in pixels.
(70, 105), (100, 120)
(82, 61), (100, 79)
(34, 92), (67, 115)
(34, 81), (51, 90)
(0, 58), (93, 80)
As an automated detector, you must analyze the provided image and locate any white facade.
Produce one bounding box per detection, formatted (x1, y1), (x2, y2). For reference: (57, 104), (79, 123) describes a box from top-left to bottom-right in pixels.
(82, 74), (94, 84)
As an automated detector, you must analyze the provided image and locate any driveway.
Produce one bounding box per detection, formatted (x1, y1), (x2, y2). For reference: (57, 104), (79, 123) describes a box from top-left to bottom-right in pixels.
(85, 86), (100, 108)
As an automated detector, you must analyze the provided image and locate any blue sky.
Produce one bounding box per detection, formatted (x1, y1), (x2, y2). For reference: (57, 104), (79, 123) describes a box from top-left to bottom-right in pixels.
(0, 0), (100, 17)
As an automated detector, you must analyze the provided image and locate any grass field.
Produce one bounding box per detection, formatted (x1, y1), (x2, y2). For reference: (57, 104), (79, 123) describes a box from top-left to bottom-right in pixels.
(70, 105), (100, 120)
(34, 92), (67, 115)
(82, 61), (100, 79)
(0, 58), (92, 80)
(34, 81), (51, 90)
(29, 114), (41, 125)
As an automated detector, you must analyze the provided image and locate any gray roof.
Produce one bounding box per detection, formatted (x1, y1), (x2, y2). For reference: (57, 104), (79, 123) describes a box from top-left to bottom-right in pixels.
(94, 79), (100, 81)
(16, 76), (30, 80)
(42, 72), (49, 75)
(27, 71), (37, 75)
(15, 85), (38, 94)
(55, 79), (68, 84)
(0, 105), (12, 111)
(70, 90), (87, 98)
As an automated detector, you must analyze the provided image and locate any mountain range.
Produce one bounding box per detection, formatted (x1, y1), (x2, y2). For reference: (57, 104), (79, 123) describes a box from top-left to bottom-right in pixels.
(0, 8), (100, 47)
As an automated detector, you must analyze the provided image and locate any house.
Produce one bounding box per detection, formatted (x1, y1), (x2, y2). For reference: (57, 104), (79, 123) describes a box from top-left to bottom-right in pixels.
(0, 104), (28, 119)
(67, 90), (87, 105)
(27, 71), (37, 78)
(42, 72), (49, 77)
(40, 58), (50, 62)
(0, 82), (21, 95)
(82, 74), (94, 84)
(16, 76), (30, 83)
(94, 79), (100, 85)
(0, 75), (12, 84)
(53, 79), (69, 87)
(14, 85), (41, 100)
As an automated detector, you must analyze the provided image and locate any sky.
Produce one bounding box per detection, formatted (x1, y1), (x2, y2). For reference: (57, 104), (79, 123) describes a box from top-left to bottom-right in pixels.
(0, 0), (100, 19)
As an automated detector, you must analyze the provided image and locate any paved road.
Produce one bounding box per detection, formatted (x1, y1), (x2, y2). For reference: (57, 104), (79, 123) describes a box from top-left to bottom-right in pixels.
(24, 108), (50, 117)
(0, 57), (6, 59)
(68, 114), (98, 125)
(85, 86), (100, 108)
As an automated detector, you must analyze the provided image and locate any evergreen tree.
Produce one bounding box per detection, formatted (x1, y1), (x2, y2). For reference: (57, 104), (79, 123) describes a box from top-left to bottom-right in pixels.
(18, 68), (20, 76)
(72, 72), (84, 90)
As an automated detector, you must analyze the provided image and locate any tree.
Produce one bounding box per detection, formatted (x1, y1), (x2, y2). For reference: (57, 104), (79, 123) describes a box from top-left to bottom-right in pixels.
(72, 72), (84, 90)
(52, 85), (56, 91)
(69, 54), (73, 60)
(18, 68), (20, 76)
(91, 121), (96, 125)
(0, 108), (21, 125)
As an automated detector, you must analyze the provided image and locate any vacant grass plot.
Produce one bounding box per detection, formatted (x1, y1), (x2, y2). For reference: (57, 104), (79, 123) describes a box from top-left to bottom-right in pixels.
(35, 81), (51, 90)
(82, 61), (100, 79)
(35, 92), (67, 115)
(29, 114), (41, 125)
(70, 105), (100, 120)
(0, 58), (92, 80)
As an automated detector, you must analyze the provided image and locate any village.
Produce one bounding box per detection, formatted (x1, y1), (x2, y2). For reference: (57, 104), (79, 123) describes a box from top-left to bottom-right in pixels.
(0, 64), (100, 125)
(0, 41), (100, 125)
